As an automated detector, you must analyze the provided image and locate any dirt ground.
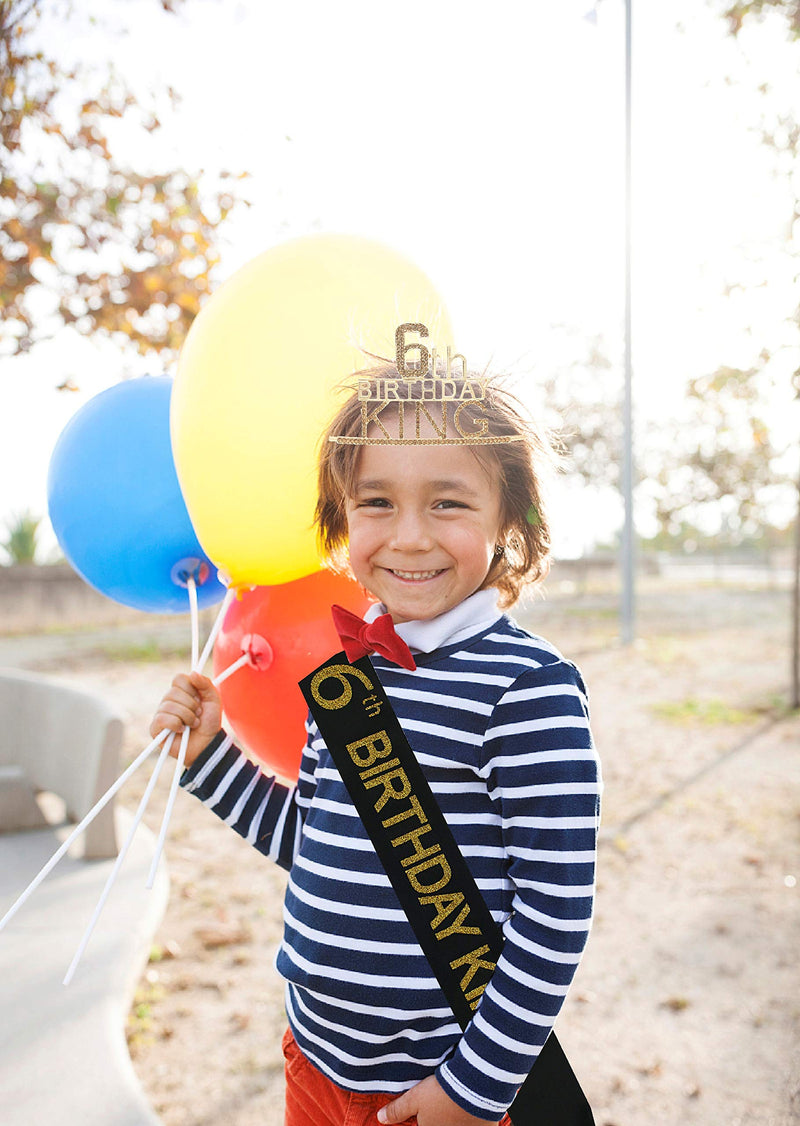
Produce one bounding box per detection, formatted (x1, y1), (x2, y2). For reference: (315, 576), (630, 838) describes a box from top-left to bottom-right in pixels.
(17, 577), (800, 1125)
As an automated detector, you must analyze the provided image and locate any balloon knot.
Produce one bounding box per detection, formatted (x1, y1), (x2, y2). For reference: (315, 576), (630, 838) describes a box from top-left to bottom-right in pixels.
(241, 633), (273, 670)
(171, 558), (211, 588)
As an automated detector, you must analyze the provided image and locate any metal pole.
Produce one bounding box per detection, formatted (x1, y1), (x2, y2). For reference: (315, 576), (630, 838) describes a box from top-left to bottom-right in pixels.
(621, 0), (635, 644)
(791, 450), (800, 709)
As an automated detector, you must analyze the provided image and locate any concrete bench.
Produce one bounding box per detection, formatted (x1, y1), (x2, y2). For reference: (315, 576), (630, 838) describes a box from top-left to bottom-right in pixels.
(0, 667), (125, 857)
(0, 668), (168, 1124)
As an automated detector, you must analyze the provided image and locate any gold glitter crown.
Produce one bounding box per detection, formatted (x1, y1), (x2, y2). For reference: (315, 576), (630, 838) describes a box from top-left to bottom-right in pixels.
(329, 323), (524, 446)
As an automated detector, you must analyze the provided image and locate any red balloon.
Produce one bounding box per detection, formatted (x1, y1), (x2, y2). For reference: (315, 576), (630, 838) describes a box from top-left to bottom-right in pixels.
(212, 570), (372, 781)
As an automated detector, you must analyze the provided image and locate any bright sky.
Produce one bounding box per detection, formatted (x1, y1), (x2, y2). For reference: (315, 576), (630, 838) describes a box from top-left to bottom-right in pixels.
(3, 0), (797, 561)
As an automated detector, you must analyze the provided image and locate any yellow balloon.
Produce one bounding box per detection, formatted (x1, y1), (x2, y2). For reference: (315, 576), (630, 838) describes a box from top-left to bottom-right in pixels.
(171, 233), (453, 589)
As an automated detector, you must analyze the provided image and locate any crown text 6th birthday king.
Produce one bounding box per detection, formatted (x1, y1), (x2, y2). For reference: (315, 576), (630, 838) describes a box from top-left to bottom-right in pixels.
(329, 323), (524, 446)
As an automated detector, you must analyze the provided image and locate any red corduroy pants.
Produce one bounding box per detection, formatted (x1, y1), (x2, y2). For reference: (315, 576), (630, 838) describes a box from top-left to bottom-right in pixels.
(282, 1027), (512, 1126)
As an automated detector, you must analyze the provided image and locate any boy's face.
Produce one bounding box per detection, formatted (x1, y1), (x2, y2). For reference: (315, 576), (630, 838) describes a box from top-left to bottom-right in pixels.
(345, 442), (503, 623)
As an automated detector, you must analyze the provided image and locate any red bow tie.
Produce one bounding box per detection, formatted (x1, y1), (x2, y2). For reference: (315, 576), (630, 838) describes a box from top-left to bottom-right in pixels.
(331, 605), (417, 671)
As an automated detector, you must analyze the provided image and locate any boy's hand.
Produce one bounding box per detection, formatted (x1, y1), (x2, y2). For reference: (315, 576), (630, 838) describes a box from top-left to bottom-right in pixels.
(149, 671), (222, 767)
(377, 1074), (502, 1125)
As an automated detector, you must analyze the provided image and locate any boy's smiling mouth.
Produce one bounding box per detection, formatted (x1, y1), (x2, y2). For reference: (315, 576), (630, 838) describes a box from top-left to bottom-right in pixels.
(387, 568), (446, 582)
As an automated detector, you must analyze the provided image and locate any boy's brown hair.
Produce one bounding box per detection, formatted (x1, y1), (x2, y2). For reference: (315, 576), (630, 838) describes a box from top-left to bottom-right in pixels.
(315, 364), (560, 608)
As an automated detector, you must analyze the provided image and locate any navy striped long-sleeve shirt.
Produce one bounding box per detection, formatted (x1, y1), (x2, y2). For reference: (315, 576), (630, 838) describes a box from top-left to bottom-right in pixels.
(180, 599), (601, 1121)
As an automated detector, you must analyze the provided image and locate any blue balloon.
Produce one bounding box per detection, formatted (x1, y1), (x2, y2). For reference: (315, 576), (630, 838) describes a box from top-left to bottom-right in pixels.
(48, 376), (227, 613)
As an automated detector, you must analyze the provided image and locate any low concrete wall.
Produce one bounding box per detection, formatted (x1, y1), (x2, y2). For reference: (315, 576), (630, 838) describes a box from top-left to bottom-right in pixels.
(2, 559), (623, 636)
(1, 556), (665, 637)
(0, 564), (157, 634)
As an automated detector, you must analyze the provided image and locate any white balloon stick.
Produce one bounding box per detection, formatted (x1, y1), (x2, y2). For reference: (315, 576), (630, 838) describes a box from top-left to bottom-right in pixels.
(188, 576), (199, 670)
(62, 733), (175, 985)
(212, 652), (250, 685)
(196, 585), (235, 672)
(145, 724), (189, 890)
(4, 582), (248, 982)
(142, 584), (236, 890)
(62, 584), (242, 979)
(0, 728), (170, 934)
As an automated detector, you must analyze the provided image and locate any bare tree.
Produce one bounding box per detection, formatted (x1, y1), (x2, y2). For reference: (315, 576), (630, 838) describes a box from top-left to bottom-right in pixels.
(0, 0), (247, 379)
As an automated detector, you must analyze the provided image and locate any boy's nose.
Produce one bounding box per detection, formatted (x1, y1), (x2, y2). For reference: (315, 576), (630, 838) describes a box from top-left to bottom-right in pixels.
(388, 510), (434, 551)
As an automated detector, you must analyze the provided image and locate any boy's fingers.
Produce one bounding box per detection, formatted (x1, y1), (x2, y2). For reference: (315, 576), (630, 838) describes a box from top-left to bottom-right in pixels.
(153, 704), (199, 733)
(150, 671), (221, 761)
(189, 672), (220, 703)
(150, 672), (212, 742)
(166, 684), (202, 712)
(171, 672), (198, 695)
(154, 689), (202, 728)
(377, 1092), (414, 1124)
(155, 704), (199, 732)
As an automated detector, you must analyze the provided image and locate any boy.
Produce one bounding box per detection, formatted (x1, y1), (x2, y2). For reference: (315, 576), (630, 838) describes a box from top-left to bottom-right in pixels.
(152, 367), (600, 1124)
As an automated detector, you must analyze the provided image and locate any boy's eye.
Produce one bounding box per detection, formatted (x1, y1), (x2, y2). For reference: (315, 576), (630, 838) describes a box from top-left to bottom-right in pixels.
(435, 499), (467, 509)
(359, 497), (391, 508)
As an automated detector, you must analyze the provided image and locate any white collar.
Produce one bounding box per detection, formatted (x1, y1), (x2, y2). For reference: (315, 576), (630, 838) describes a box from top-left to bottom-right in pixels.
(363, 589), (503, 654)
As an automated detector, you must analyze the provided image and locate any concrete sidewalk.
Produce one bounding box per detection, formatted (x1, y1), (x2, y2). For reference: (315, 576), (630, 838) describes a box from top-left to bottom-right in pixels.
(0, 809), (169, 1124)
